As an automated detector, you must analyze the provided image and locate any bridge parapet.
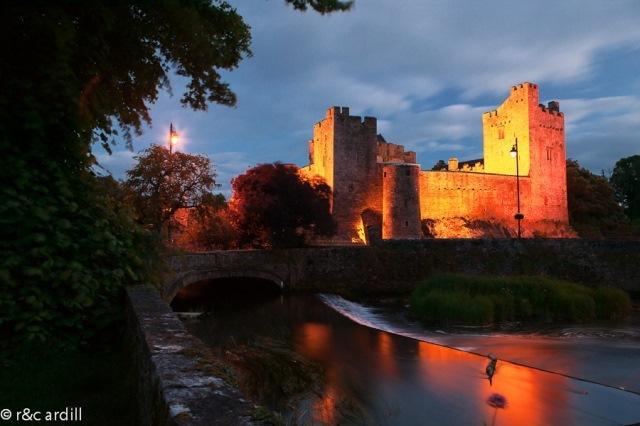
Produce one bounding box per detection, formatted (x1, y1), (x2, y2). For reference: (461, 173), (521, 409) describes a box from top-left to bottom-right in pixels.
(163, 240), (640, 301)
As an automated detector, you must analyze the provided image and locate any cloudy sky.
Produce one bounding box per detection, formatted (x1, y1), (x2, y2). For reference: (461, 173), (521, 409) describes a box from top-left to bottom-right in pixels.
(95, 0), (640, 194)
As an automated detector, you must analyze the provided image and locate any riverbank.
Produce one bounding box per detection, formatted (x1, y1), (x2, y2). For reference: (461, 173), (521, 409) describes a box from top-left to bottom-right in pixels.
(409, 274), (632, 326)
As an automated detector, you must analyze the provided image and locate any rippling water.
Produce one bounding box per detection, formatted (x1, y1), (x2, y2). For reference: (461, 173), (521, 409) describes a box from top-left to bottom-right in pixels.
(182, 293), (640, 425)
(320, 294), (640, 394)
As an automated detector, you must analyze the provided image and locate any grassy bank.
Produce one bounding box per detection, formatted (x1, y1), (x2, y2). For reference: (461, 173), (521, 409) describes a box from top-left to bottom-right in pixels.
(0, 333), (134, 426)
(410, 274), (632, 326)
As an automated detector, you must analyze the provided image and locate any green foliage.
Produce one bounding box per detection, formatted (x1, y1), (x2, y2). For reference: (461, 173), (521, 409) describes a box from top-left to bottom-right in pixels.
(0, 1), (351, 347)
(230, 163), (337, 248)
(610, 155), (640, 222)
(593, 287), (632, 320)
(566, 159), (632, 238)
(411, 290), (493, 325)
(124, 145), (218, 233)
(430, 160), (448, 171)
(0, 166), (165, 348)
(2, 1), (253, 156)
(285, 0), (353, 14)
(410, 274), (632, 326)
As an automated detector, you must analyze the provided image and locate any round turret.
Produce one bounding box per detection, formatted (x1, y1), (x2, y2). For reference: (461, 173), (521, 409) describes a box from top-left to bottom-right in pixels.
(382, 163), (421, 239)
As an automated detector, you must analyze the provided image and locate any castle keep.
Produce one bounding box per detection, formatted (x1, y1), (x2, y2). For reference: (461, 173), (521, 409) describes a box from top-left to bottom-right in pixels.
(301, 83), (574, 241)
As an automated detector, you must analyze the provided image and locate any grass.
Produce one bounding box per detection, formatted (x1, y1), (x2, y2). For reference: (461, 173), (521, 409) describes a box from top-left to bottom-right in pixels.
(410, 274), (632, 326)
(0, 332), (135, 426)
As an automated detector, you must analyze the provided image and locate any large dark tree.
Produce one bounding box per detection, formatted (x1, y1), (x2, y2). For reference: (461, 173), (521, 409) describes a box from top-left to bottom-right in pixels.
(230, 163), (336, 248)
(566, 159), (631, 238)
(610, 155), (640, 223)
(0, 1), (352, 346)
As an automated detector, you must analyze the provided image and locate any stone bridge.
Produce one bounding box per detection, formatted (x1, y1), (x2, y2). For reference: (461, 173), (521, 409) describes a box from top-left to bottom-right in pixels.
(163, 239), (640, 301)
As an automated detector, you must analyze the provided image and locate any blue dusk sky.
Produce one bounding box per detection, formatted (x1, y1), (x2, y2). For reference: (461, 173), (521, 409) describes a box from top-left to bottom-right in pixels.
(95, 0), (640, 195)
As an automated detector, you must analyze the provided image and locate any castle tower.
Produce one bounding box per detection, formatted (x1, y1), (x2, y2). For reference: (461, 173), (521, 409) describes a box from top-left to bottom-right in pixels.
(382, 163), (422, 239)
(528, 95), (568, 224)
(482, 83), (538, 176)
(305, 107), (380, 240)
(481, 82), (569, 232)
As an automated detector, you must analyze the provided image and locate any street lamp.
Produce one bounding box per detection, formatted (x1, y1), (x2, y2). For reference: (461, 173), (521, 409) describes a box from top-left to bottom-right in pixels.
(167, 123), (179, 243)
(510, 139), (524, 239)
(169, 123), (179, 154)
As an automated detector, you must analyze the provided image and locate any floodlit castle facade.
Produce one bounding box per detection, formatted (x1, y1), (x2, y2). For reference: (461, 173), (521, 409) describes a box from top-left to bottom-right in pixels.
(301, 82), (574, 242)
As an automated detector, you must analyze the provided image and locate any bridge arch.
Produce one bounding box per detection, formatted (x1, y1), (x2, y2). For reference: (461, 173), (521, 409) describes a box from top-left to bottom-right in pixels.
(164, 268), (286, 302)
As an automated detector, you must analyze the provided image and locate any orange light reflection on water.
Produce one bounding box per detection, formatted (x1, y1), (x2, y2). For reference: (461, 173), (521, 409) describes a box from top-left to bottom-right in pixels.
(295, 323), (338, 424)
(417, 341), (567, 425)
(296, 322), (331, 359)
(377, 332), (398, 377)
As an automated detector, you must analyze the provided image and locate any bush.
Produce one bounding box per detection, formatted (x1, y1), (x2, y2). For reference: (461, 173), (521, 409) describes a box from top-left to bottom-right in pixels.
(593, 287), (632, 320)
(0, 165), (166, 349)
(410, 290), (493, 326)
(409, 274), (632, 326)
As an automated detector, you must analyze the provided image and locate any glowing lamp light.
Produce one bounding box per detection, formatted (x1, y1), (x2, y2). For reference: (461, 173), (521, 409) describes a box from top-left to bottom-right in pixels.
(509, 145), (518, 158)
(169, 122), (180, 153)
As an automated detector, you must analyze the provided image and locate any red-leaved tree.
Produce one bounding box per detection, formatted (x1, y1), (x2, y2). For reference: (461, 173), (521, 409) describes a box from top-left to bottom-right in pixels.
(230, 163), (336, 248)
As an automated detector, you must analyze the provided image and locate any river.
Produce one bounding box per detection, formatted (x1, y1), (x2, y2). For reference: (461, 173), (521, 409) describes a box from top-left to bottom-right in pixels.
(178, 292), (640, 425)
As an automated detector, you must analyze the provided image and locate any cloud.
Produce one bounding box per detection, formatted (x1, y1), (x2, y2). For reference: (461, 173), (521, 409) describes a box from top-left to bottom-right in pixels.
(93, 150), (136, 178)
(111, 0), (640, 185)
(560, 95), (640, 170)
(211, 151), (252, 193)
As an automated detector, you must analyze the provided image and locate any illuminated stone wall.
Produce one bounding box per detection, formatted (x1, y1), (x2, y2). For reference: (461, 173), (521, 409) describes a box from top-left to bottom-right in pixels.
(419, 170), (531, 227)
(382, 164), (422, 239)
(304, 107), (382, 241)
(420, 82), (572, 237)
(301, 82), (573, 241)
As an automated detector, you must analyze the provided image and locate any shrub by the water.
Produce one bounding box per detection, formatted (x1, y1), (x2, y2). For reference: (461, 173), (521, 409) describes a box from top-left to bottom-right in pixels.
(593, 287), (633, 320)
(409, 274), (632, 326)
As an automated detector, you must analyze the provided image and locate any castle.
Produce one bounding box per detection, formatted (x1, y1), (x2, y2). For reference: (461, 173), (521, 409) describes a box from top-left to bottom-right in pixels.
(301, 82), (574, 242)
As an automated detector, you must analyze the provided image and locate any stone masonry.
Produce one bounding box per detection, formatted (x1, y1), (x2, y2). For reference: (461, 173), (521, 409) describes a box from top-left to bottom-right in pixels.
(301, 83), (574, 242)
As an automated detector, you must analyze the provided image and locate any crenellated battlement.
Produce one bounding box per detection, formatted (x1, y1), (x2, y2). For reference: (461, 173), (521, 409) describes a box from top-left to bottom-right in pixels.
(326, 106), (377, 128)
(303, 82), (570, 242)
(538, 101), (563, 117)
(327, 106), (350, 117)
(511, 82), (538, 92)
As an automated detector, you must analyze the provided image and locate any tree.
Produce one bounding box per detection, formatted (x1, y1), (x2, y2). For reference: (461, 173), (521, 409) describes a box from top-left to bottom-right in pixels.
(610, 155), (640, 223)
(431, 160), (448, 171)
(0, 1), (351, 346)
(230, 163), (336, 248)
(173, 194), (238, 251)
(124, 145), (217, 234)
(566, 159), (631, 238)
(1, 1), (352, 160)
(286, 0), (353, 13)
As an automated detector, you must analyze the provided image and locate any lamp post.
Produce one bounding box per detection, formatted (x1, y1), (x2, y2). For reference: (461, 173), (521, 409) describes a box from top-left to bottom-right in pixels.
(510, 139), (524, 239)
(167, 123), (179, 243)
(169, 123), (179, 154)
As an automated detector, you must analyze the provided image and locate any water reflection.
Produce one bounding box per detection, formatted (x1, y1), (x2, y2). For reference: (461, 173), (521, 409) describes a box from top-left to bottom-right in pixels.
(183, 293), (640, 425)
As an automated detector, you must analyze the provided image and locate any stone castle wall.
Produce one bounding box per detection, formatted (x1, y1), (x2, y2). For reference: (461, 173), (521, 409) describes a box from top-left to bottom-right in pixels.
(303, 107), (383, 241)
(419, 170), (531, 226)
(383, 163), (422, 239)
(302, 83), (573, 241)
